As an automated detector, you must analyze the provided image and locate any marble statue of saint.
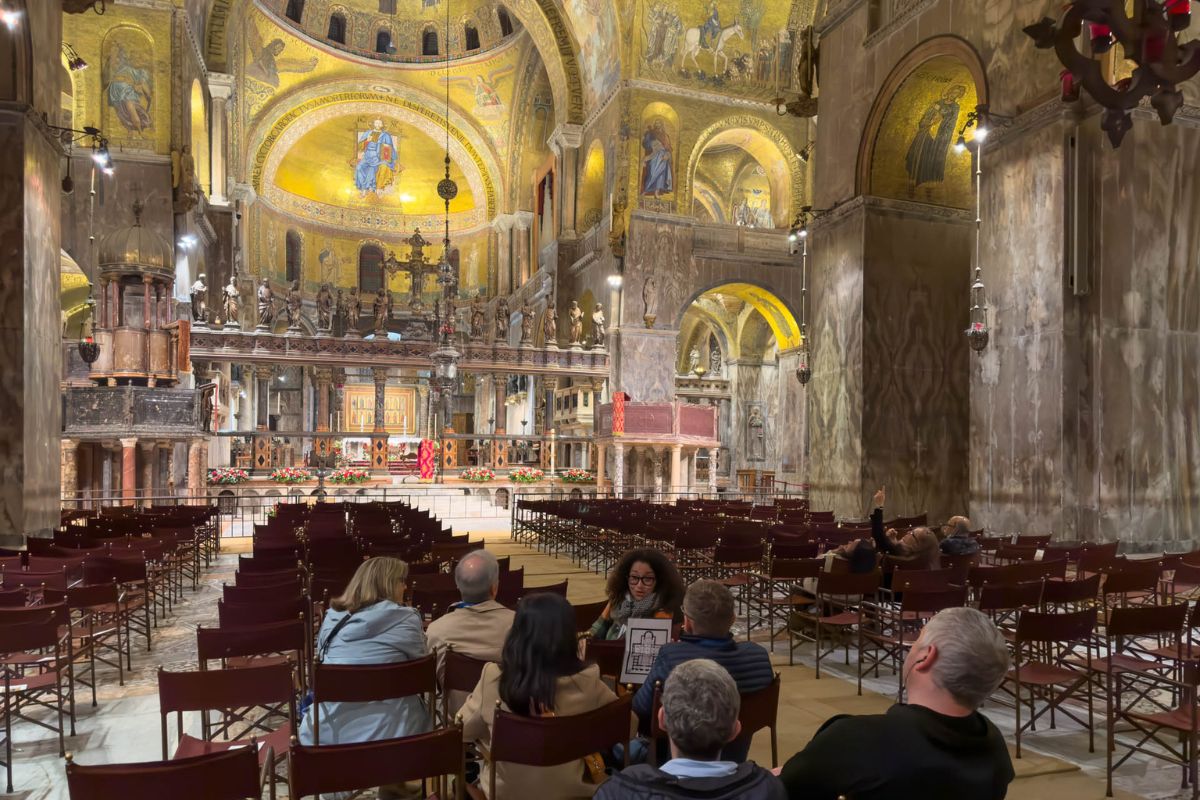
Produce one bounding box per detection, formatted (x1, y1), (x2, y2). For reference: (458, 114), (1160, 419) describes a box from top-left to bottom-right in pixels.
(543, 303), (559, 345)
(568, 300), (584, 345)
(285, 280), (303, 329)
(688, 348), (701, 374)
(709, 346), (722, 376)
(335, 288), (345, 327)
(470, 296), (487, 340)
(642, 274), (658, 320)
(591, 302), (607, 347)
(256, 279), (275, 328)
(316, 283), (334, 330)
(494, 297), (510, 342)
(519, 302), (535, 345)
(190, 273), (208, 322)
(222, 276), (240, 327)
(373, 287), (390, 332)
(747, 406), (766, 461)
(346, 287), (362, 335)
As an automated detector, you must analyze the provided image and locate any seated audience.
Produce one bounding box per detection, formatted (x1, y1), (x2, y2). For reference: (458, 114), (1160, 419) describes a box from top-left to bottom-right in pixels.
(869, 487), (941, 570)
(939, 515), (980, 556)
(298, 556), (431, 746)
(425, 549), (515, 716)
(597, 659), (785, 800)
(778, 606), (1014, 800)
(633, 580), (773, 761)
(589, 548), (684, 640)
(460, 592), (636, 799)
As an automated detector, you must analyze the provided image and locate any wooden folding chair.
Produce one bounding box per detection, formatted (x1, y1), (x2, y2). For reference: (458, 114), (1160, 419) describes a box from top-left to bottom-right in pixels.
(443, 648), (491, 724)
(859, 587), (968, 699)
(789, 570), (881, 675)
(65, 746), (268, 800)
(571, 600), (608, 635)
(197, 618), (309, 686)
(1108, 659), (1200, 798)
(289, 726), (465, 800)
(309, 655), (436, 745)
(0, 615), (72, 792)
(483, 694), (633, 800)
(45, 581), (126, 707)
(584, 638), (626, 688)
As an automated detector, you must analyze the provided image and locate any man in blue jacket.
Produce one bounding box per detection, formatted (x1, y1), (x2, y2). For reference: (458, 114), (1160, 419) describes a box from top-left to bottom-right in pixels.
(634, 579), (774, 762)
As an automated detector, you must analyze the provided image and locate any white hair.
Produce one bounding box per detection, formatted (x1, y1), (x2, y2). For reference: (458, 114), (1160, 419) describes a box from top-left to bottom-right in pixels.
(920, 607), (1010, 709)
(454, 549), (499, 603)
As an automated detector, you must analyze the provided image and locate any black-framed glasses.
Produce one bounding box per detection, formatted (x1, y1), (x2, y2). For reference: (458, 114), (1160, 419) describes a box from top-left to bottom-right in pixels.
(628, 574), (657, 586)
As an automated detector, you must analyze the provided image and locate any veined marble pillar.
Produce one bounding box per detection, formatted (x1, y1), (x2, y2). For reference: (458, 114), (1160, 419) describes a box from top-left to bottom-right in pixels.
(513, 211), (534, 285)
(548, 124), (583, 239)
(652, 448), (665, 500)
(708, 448), (718, 496)
(613, 443), (625, 498)
(596, 443), (606, 491)
(207, 73), (234, 206)
(315, 367), (332, 432)
(669, 444), (682, 496)
(140, 441), (157, 503)
(60, 438), (78, 503)
(417, 385), (430, 439)
(186, 439), (205, 502)
(491, 214), (515, 296)
(371, 368), (389, 475)
(120, 438), (138, 506)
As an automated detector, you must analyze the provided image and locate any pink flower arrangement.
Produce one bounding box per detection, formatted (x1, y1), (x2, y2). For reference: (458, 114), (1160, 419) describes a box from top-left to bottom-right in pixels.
(271, 467), (311, 484)
(561, 468), (594, 484)
(461, 467), (496, 482)
(208, 468), (249, 485)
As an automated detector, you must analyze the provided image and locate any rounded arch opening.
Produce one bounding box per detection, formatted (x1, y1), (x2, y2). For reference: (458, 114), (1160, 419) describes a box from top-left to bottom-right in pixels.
(689, 129), (791, 228)
(857, 36), (989, 208)
(676, 281), (801, 366)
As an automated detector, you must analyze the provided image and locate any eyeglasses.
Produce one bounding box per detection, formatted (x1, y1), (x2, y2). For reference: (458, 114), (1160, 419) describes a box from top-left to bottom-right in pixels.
(628, 574), (656, 586)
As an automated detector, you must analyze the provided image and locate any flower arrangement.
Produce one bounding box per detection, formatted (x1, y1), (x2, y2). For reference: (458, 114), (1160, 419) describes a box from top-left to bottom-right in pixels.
(509, 467), (545, 484)
(207, 467), (249, 485)
(560, 468), (594, 484)
(270, 467), (311, 484)
(328, 467), (370, 485)
(461, 467), (496, 482)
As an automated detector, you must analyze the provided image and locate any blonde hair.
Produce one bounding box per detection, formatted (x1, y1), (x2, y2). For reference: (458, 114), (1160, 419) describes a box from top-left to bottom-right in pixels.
(331, 557), (409, 612)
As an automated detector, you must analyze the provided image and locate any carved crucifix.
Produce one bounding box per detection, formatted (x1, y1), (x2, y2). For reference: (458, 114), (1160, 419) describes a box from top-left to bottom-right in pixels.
(382, 228), (442, 311)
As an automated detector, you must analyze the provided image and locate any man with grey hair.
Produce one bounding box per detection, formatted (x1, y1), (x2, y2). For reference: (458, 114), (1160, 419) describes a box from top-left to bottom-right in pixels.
(425, 549), (515, 716)
(596, 659), (785, 799)
(778, 606), (1014, 799)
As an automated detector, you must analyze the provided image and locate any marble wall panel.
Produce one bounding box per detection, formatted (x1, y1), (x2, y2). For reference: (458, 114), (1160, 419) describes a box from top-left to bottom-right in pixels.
(728, 359), (781, 474)
(861, 206), (971, 522)
(806, 210), (865, 517)
(612, 328), (678, 404)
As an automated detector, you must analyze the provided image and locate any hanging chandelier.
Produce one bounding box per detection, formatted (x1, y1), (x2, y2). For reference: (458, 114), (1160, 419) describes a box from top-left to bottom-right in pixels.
(789, 208), (812, 385)
(1024, 0), (1200, 147)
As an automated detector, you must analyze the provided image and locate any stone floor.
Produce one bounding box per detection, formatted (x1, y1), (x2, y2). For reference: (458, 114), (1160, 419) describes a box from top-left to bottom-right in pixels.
(1, 530), (1185, 799)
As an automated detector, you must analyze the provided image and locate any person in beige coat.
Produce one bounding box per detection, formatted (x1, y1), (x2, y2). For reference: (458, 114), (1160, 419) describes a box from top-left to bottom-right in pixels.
(425, 549), (515, 716)
(459, 592), (636, 800)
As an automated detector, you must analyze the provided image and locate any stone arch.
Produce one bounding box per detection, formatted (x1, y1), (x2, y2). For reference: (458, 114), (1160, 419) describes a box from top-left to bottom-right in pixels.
(214, 0), (583, 125)
(683, 116), (804, 227)
(675, 280), (802, 352)
(493, 487), (510, 509)
(856, 35), (990, 201)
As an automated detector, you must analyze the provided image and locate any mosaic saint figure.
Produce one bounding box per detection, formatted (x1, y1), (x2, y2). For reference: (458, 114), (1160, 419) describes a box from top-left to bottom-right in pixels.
(641, 119), (673, 196)
(355, 119), (399, 197)
(246, 28), (317, 88)
(104, 42), (153, 134)
(904, 84), (966, 197)
(699, 0), (721, 47)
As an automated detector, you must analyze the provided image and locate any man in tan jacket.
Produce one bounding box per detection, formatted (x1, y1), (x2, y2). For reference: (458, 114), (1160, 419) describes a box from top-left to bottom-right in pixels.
(425, 549), (516, 716)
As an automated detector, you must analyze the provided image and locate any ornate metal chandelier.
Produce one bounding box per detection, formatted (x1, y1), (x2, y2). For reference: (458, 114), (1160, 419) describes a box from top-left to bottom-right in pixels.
(1025, 0), (1200, 147)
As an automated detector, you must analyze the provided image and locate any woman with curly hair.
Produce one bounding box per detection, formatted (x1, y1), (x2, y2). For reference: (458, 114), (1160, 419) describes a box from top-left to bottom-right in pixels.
(588, 547), (685, 640)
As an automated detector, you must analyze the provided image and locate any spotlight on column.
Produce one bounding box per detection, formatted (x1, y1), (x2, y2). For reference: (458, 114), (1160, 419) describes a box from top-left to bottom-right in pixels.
(1, 9), (20, 30)
(607, 274), (623, 288)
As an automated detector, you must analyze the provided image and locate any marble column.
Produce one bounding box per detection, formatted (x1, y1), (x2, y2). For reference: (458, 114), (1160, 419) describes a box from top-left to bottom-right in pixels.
(60, 438), (78, 504)
(596, 443), (606, 490)
(669, 444), (682, 495)
(140, 441), (157, 503)
(708, 448), (718, 496)
(417, 385), (430, 439)
(186, 439), (205, 501)
(613, 443), (625, 498)
(207, 73), (234, 206)
(543, 377), (558, 435)
(120, 438), (138, 506)
(241, 364), (257, 432)
(101, 445), (113, 499)
(651, 448), (665, 499)
(315, 367), (332, 432)
(548, 124), (583, 240)
(371, 368), (389, 476)
(491, 215), (514, 296)
(513, 211), (534, 285)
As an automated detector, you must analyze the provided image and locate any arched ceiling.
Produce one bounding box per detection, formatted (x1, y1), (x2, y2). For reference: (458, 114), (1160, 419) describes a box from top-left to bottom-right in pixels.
(684, 283), (801, 352)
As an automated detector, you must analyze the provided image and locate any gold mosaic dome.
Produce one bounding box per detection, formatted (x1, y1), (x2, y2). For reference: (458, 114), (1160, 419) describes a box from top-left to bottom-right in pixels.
(98, 199), (172, 274)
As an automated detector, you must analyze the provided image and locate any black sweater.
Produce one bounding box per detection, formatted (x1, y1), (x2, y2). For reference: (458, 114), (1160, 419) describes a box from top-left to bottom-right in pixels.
(779, 704), (1014, 800)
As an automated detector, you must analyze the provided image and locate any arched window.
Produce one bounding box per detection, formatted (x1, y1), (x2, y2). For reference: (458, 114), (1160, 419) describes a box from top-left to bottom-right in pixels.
(464, 24), (480, 51)
(327, 13), (346, 43)
(285, 0), (304, 23)
(422, 27), (439, 56)
(497, 7), (514, 37)
(285, 230), (302, 283)
(375, 29), (393, 54)
(378, 0), (396, 11)
(358, 245), (384, 293)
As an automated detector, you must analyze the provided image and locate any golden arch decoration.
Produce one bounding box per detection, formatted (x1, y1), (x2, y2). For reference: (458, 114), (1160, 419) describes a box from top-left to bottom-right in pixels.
(682, 116), (805, 226)
(678, 282), (802, 352)
(211, 0), (584, 125)
(856, 36), (989, 199)
(251, 90), (498, 218)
